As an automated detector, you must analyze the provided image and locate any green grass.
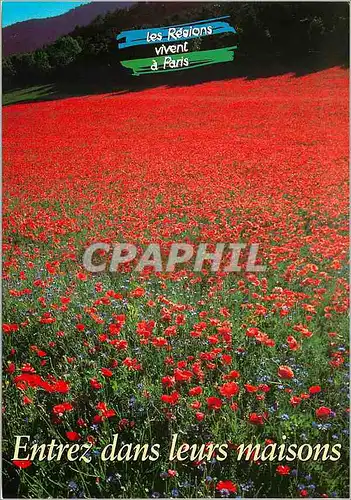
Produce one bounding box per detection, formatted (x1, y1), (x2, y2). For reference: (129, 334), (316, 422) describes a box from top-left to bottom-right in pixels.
(3, 85), (56, 106)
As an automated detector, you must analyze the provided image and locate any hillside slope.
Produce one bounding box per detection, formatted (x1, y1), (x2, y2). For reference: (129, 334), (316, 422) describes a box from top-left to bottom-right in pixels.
(3, 1), (133, 56)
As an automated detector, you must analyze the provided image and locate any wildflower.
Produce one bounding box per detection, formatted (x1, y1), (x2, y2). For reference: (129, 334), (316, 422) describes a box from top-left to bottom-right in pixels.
(219, 382), (239, 398)
(161, 391), (180, 405)
(309, 385), (321, 394)
(216, 480), (237, 493)
(207, 397), (222, 411)
(66, 431), (81, 441)
(278, 365), (294, 379)
(249, 412), (264, 425)
(316, 406), (333, 419)
(276, 465), (291, 475)
(12, 460), (32, 469)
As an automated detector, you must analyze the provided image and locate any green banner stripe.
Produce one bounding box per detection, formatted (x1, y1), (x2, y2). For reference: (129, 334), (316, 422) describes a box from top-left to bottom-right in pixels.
(121, 46), (237, 75)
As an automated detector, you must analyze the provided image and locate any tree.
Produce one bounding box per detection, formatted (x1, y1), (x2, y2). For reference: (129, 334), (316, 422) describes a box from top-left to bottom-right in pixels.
(3, 57), (16, 88)
(33, 50), (51, 75)
(46, 36), (82, 68)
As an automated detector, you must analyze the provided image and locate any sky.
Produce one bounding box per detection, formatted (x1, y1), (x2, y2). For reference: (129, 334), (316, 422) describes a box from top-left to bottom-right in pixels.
(2, 1), (90, 27)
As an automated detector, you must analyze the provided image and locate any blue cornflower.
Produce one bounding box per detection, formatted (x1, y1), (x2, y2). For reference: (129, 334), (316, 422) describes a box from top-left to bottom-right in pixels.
(240, 480), (254, 492)
(179, 481), (191, 488)
(317, 423), (332, 430)
(151, 492), (161, 498)
(219, 488), (230, 498)
(68, 481), (78, 491)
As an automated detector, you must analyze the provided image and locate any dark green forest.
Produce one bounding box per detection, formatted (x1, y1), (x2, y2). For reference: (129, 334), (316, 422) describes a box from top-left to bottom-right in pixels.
(3, 1), (349, 91)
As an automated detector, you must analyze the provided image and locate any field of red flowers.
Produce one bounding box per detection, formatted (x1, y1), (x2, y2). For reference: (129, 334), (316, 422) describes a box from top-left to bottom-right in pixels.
(2, 67), (349, 498)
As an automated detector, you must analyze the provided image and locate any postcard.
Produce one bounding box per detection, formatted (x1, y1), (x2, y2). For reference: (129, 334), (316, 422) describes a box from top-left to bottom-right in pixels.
(2, 1), (349, 498)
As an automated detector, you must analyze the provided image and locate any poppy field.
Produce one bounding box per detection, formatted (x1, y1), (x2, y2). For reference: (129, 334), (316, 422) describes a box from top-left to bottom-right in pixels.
(2, 67), (350, 498)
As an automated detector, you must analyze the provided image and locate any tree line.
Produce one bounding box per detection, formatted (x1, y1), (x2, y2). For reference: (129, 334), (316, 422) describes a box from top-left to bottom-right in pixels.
(3, 2), (349, 90)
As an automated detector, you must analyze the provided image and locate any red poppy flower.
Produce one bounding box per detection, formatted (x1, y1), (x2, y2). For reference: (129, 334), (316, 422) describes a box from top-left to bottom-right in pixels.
(167, 469), (177, 477)
(188, 386), (202, 396)
(90, 378), (102, 390)
(309, 385), (321, 394)
(278, 365), (294, 379)
(315, 406), (332, 419)
(161, 391), (180, 405)
(221, 354), (232, 365)
(248, 412), (265, 425)
(50, 380), (70, 393)
(3, 323), (19, 333)
(76, 272), (87, 281)
(101, 367), (113, 378)
(52, 402), (73, 415)
(224, 370), (240, 380)
(244, 383), (258, 393)
(195, 411), (205, 421)
(13, 460), (32, 469)
(130, 287), (145, 298)
(287, 335), (300, 351)
(216, 480), (237, 493)
(6, 362), (15, 374)
(258, 384), (270, 393)
(290, 396), (302, 406)
(207, 396), (223, 411)
(276, 465), (291, 475)
(219, 382), (239, 398)
(66, 431), (81, 441)
(174, 369), (193, 382)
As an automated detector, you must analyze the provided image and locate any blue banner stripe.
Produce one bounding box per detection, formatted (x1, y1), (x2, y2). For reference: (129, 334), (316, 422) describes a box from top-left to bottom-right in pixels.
(117, 16), (236, 49)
